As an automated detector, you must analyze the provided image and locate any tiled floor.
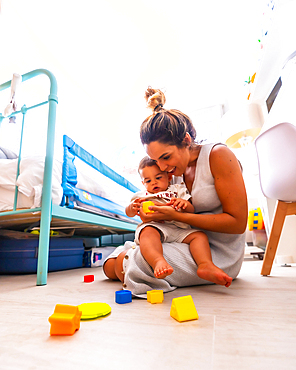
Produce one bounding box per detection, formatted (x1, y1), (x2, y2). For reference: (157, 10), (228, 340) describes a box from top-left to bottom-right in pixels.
(1, 259), (296, 370)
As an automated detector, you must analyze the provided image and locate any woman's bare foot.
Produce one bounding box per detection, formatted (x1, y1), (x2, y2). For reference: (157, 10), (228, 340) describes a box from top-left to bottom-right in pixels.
(153, 258), (174, 279)
(197, 262), (233, 287)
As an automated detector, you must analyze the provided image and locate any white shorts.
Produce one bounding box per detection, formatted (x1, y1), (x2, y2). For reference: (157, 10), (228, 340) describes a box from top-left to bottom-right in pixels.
(135, 221), (199, 244)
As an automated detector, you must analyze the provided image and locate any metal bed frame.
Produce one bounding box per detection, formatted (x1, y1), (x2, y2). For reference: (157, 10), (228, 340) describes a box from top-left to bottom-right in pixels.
(0, 69), (139, 285)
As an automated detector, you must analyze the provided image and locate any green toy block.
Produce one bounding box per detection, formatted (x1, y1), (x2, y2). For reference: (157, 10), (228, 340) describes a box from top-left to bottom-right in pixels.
(170, 295), (198, 322)
(147, 290), (164, 304)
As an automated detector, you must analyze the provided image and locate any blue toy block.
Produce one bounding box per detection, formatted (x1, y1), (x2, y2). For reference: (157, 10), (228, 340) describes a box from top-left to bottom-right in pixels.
(115, 290), (132, 304)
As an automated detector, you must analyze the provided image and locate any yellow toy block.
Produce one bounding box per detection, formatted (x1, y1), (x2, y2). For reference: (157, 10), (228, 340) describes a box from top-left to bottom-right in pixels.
(170, 295), (198, 322)
(142, 201), (155, 213)
(48, 304), (82, 336)
(147, 290), (164, 304)
(248, 208), (264, 230)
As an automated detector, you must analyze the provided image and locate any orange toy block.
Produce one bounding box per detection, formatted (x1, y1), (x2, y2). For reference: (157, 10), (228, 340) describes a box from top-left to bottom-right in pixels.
(142, 201), (155, 213)
(170, 295), (198, 322)
(147, 290), (164, 304)
(48, 304), (82, 336)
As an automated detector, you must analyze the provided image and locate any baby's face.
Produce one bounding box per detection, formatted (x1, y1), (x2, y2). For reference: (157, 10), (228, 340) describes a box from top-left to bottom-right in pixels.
(140, 165), (169, 194)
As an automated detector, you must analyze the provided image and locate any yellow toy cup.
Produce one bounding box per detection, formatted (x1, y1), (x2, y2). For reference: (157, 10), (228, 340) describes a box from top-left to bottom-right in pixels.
(142, 201), (155, 213)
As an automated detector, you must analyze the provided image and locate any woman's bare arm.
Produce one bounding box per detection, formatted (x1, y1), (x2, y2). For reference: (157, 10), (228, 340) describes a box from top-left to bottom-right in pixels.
(140, 146), (248, 234)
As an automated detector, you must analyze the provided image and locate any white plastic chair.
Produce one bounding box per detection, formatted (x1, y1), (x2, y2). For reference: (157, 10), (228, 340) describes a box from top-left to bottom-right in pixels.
(254, 122), (296, 276)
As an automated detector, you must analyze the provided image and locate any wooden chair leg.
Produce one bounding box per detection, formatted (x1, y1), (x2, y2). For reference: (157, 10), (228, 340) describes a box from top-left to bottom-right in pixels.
(261, 201), (289, 276)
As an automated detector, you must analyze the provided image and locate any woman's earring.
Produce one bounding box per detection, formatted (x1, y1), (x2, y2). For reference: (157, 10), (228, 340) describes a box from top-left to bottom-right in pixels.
(184, 132), (191, 146)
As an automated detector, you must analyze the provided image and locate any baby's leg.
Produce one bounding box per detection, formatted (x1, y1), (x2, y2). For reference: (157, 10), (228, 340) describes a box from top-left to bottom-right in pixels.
(183, 232), (233, 287)
(139, 226), (174, 279)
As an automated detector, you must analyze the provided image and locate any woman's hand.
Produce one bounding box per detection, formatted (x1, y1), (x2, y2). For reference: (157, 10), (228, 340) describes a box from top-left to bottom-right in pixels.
(139, 203), (176, 223)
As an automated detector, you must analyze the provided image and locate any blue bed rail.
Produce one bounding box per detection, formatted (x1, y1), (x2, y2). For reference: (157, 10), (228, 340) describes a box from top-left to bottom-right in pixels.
(63, 135), (139, 193)
(61, 135), (140, 223)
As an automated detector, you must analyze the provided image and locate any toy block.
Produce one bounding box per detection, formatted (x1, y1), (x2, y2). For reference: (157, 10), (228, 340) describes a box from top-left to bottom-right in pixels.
(142, 201), (155, 213)
(147, 290), (164, 304)
(115, 290), (132, 304)
(84, 274), (94, 283)
(170, 295), (198, 322)
(48, 304), (82, 336)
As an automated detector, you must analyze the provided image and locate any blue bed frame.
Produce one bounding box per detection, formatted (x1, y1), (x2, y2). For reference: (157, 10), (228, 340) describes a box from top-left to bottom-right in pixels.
(0, 69), (140, 285)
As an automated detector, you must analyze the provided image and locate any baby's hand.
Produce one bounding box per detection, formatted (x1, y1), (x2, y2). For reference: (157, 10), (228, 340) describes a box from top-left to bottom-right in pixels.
(167, 197), (188, 211)
(131, 198), (142, 214)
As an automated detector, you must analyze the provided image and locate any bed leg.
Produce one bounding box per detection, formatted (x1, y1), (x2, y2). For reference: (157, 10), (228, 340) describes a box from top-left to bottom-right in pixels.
(36, 84), (58, 286)
(36, 218), (51, 286)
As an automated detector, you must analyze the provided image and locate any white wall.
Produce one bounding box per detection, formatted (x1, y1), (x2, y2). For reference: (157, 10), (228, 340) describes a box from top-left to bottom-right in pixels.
(0, 0), (266, 183)
(260, 69), (296, 261)
(246, 0), (296, 261)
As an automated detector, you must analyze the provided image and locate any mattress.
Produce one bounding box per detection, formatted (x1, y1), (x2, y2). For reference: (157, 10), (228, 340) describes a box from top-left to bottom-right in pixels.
(0, 156), (133, 213)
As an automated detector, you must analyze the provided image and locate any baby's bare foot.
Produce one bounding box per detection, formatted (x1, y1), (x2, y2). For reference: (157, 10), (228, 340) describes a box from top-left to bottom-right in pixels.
(197, 262), (233, 287)
(153, 258), (174, 279)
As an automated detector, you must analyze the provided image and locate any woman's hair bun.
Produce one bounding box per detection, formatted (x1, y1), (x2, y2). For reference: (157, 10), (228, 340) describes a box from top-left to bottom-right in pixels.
(145, 86), (166, 112)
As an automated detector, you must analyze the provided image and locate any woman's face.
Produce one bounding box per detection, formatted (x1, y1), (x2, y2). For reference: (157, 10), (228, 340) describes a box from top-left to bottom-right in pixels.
(144, 141), (190, 177)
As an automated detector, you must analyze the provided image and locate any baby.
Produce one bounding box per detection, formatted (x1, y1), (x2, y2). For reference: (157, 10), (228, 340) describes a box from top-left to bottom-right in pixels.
(104, 157), (233, 287)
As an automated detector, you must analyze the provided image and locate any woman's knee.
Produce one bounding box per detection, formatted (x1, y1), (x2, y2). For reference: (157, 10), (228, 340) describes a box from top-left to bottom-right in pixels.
(114, 250), (127, 282)
(103, 258), (118, 280)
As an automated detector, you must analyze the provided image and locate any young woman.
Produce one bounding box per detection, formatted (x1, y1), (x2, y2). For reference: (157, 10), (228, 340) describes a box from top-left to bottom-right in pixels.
(103, 87), (247, 297)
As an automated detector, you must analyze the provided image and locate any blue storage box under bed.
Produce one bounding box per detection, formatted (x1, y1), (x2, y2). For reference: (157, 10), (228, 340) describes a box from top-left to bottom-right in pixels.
(0, 238), (84, 274)
(100, 233), (135, 246)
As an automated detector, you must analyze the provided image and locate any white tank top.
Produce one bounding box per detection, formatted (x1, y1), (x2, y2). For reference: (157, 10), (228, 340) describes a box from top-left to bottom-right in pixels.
(172, 142), (246, 271)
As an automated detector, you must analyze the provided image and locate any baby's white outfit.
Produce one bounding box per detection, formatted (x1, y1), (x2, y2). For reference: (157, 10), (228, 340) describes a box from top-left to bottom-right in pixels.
(131, 184), (198, 243)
